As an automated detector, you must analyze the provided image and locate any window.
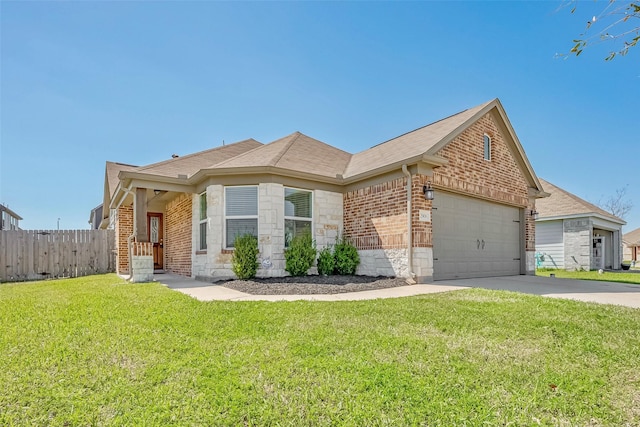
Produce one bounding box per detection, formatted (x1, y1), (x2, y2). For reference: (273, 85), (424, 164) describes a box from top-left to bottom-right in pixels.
(483, 134), (491, 161)
(199, 192), (207, 250)
(284, 187), (312, 246)
(225, 186), (258, 248)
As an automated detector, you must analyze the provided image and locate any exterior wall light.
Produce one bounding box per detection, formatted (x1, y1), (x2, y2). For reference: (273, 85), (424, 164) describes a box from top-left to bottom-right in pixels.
(423, 182), (434, 201)
(530, 209), (539, 219)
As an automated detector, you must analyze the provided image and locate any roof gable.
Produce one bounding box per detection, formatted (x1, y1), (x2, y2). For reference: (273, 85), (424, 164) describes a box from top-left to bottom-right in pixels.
(537, 178), (625, 224)
(343, 99), (543, 192)
(207, 132), (351, 179)
(344, 101), (492, 180)
(106, 161), (138, 199)
(623, 227), (640, 245)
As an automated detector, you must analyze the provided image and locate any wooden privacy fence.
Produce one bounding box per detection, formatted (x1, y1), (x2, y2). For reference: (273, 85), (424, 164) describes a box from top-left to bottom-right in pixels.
(0, 229), (116, 282)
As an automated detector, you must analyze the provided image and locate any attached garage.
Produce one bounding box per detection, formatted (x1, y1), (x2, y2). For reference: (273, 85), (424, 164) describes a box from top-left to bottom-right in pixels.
(432, 192), (523, 280)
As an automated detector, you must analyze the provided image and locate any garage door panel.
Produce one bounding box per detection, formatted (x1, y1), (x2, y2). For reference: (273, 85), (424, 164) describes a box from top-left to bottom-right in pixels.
(433, 192), (522, 280)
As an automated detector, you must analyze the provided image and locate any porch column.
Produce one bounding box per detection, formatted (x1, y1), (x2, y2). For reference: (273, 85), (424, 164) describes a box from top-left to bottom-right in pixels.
(135, 188), (148, 242)
(129, 187), (153, 282)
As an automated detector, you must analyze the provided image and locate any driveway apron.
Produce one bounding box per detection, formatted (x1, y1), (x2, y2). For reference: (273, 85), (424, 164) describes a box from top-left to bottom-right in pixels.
(437, 275), (640, 308)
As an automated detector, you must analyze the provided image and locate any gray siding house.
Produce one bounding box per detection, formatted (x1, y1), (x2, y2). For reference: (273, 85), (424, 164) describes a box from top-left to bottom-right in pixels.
(0, 204), (22, 230)
(535, 179), (625, 271)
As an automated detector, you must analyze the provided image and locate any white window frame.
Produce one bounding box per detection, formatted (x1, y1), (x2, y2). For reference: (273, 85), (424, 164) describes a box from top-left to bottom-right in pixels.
(224, 185), (259, 249)
(284, 187), (314, 247)
(198, 192), (207, 251)
(483, 134), (492, 161)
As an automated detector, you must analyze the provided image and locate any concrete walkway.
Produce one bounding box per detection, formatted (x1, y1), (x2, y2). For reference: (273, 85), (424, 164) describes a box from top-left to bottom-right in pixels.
(155, 274), (640, 308)
(155, 274), (468, 302)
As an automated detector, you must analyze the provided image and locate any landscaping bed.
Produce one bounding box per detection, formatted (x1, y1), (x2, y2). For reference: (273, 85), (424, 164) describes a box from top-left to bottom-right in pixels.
(220, 275), (408, 295)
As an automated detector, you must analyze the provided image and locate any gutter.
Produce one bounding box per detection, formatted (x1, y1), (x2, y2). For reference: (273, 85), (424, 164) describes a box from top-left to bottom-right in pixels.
(111, 181), (134, 211)
(401, 164), (416, 282)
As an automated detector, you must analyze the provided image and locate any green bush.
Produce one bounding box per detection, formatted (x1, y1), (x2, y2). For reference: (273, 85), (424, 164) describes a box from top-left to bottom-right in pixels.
(333, 237), (360, 275)
(317, 246), (335, 276)
(284, 232), (317, 276)
(231, 234), (259, 280)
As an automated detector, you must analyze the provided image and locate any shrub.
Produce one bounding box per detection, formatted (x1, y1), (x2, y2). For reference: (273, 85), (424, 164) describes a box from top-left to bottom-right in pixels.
(231, 234), (259, 280)
(333, 237), (360, 275)
(284, 232), (317, 276)
(317, 246), (335, 276)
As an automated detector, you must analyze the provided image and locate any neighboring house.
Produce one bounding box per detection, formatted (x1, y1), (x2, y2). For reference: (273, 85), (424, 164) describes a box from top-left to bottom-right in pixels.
(0, 204), (22, 230)
(101, 98), (546, 282)
(535, 179), (625, 271)
(623, 227), (640, 262)
(89, 204), (103, 230)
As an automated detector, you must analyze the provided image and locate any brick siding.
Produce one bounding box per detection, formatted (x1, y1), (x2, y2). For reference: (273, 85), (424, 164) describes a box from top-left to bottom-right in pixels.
(433, 113), (533, 249)
(432, 113), (529, 206)
(344, 112), (534, 253)
(411, 174), (433, 247)
(343, 178), (408, 250)
(116, 205), (133, 274)
(165, 193), (192, 277)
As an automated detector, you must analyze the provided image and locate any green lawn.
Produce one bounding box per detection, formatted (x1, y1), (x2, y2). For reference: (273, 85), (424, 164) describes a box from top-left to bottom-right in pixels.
(2, 275), (640, 426)
(536, 268), (640, 285)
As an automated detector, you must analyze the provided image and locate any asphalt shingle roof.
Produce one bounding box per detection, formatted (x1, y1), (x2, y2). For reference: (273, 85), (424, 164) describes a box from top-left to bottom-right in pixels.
(537, 178), (624, 224)
(624, 227), (640, 245)
(344, 100), (493, 179)
(209, 132), (352, 179)
(136, 138), (262, 178)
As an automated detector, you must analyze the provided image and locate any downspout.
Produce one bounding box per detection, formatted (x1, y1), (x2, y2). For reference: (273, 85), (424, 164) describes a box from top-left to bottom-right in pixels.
(127, 234), (135, 278)
(401, 165), (416, 282)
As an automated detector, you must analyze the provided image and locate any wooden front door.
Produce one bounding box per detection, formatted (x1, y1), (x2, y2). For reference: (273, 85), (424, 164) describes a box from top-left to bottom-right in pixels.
(147, 213), (163, 270)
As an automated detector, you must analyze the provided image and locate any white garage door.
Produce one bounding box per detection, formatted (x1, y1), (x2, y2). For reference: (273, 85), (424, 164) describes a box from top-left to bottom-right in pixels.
(432, 192), (522, 280)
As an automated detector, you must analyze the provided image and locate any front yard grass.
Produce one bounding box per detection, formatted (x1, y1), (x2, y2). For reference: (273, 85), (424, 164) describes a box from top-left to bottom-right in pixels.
(2, 274), (640, 426)
(536, 268), (640, 285)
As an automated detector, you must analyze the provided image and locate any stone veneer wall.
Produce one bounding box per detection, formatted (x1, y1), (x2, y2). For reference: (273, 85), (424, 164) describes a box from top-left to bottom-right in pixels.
(256, 183), (286, 277)
(314, 190), (343, 249)
(130, 256), (154, 282)
(191, 183), (343, 280)
(165, 193), (192, 277)
(115, 205), (133, 274)
(563, 219), (592, 271)
(192, 186), (218, 279)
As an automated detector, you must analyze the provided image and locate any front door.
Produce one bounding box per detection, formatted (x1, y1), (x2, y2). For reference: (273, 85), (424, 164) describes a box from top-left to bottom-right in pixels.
(147, 213), (163, 270)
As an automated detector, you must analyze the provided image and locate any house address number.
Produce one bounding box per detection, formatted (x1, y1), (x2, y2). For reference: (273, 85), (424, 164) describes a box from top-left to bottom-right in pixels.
(419, 210), (431, 222)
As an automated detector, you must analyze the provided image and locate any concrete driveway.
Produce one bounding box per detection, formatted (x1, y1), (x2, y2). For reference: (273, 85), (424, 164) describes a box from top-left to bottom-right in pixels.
(438, 275), (640, 309)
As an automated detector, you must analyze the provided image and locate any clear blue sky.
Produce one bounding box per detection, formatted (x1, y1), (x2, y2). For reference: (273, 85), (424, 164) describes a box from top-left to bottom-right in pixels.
(1, 1), (638, 232)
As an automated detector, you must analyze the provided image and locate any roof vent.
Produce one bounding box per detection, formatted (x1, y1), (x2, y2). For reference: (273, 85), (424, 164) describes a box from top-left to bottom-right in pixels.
(172, 154), (179, 158)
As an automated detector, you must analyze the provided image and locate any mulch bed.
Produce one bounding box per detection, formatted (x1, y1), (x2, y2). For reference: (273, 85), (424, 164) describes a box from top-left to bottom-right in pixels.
(219, 275), (409, 295)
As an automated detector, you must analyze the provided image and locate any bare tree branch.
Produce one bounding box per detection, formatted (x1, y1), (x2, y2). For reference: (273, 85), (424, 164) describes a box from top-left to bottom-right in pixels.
(598, 186), (634, 219)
